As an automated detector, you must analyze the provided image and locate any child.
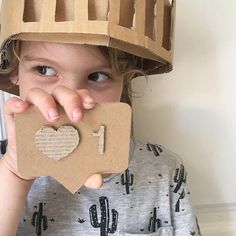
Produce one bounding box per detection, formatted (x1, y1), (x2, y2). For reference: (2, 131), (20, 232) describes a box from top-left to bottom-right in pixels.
(0, 1), (201, 235)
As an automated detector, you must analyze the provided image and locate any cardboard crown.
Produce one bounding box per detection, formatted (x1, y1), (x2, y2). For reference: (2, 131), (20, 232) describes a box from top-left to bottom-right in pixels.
(0, 0), (176, 95)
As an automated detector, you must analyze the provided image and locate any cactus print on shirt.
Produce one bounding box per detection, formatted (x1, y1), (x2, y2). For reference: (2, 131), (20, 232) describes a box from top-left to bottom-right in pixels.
(16, 138), (201, 236)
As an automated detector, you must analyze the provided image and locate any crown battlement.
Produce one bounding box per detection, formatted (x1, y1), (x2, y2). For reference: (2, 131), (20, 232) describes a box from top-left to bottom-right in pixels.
(0, 0), (176, 77)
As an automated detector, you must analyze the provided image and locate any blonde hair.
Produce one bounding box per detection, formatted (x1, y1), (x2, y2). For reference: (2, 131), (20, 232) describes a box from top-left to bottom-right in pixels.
(0, 40), (147, 105)
(100, 46), (147, 105)
(0, 40), (20, 74)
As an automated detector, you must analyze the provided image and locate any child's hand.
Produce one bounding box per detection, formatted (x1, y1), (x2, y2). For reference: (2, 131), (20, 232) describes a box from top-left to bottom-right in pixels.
(3, 86), (103, 189)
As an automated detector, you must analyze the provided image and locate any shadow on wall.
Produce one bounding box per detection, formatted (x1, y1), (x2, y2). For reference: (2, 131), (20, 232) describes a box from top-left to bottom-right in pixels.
(131, 0), (234, 207)
(133, 103), (226, 202)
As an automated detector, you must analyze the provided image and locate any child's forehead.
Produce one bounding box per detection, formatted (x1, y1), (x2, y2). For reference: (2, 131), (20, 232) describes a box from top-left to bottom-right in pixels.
(20, 41), (111, 67)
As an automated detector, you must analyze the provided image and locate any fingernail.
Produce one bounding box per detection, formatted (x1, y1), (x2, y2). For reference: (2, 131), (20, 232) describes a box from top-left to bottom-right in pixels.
(72, 108), (82, 120)
(48, 108), (59, 120)
(15, 101), (24, 108)
(83, 102), (95, 109)
(84, 96), (94, 104)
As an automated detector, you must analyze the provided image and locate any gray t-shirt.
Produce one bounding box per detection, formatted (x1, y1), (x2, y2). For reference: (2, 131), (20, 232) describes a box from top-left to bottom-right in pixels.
(17, 138), (201, 236)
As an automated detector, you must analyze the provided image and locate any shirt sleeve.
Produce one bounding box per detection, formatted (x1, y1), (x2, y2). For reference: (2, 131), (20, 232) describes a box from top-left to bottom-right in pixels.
(170, 160), (202, 236)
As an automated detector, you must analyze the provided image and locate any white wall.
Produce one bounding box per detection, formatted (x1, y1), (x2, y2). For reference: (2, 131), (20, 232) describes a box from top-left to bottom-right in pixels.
(132, 0), (236, 235)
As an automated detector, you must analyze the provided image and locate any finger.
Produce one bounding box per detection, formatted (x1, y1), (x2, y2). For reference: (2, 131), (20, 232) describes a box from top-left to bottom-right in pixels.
(84, 174), (103, 189)
(76, 89), (95, 110)
(26, 88), (59, 122)
(4, 97), (29, 151)
(52, 86), (84, 122)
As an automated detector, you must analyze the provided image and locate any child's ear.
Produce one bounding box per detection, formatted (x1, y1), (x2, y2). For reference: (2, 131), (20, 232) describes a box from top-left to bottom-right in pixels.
(8, 68), (19, 85)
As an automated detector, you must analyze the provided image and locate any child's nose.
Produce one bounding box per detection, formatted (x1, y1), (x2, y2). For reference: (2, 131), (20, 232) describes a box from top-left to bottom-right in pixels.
(60, 76), (86, 91)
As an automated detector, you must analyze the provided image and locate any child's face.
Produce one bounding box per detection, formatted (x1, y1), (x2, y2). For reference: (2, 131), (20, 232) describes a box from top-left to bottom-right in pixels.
(16, 41), (123, 102)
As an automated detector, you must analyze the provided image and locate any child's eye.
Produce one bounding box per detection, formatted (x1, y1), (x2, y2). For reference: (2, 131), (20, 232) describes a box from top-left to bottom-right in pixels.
(88, 72), (111, 82)
(35, 66), (57, 76)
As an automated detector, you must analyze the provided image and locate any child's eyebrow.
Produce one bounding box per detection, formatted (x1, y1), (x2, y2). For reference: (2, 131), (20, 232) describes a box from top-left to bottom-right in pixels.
(21, 55), (61, 67)
(21, 55), (112, 71)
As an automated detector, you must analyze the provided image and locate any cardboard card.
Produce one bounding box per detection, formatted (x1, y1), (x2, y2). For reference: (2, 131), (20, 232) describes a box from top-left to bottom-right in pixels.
(15, 102), (132, 193)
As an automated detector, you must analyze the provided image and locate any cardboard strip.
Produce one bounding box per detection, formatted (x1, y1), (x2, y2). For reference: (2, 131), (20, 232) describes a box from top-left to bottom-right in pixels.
(75, 0), (89, 22)
(109, 24), (144, 47)
(146, 37), (171, 62)
(162, 0), (172, 50)
(1, 0), (24, 36)
(155, 0), (165, 45)
(135, 0), (146, 35)
(145, 0), (155, 40)
(110, 37), (166, 62)
(19, 33), (110, 46)
(92, 125), (105, 155)
(107, 0), (120, 24)
(52, 21), (108, 34)
(170, 0), (176, 52)
(41, 0), (57, 24)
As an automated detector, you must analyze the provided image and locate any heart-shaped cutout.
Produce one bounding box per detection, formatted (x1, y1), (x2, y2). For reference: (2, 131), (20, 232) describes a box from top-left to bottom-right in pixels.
(35, 126), (80, 161)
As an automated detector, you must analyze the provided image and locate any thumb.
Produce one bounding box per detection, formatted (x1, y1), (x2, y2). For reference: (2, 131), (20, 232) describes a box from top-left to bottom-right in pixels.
(84, 173), (104, 189)
(4, 97), (29, 151)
